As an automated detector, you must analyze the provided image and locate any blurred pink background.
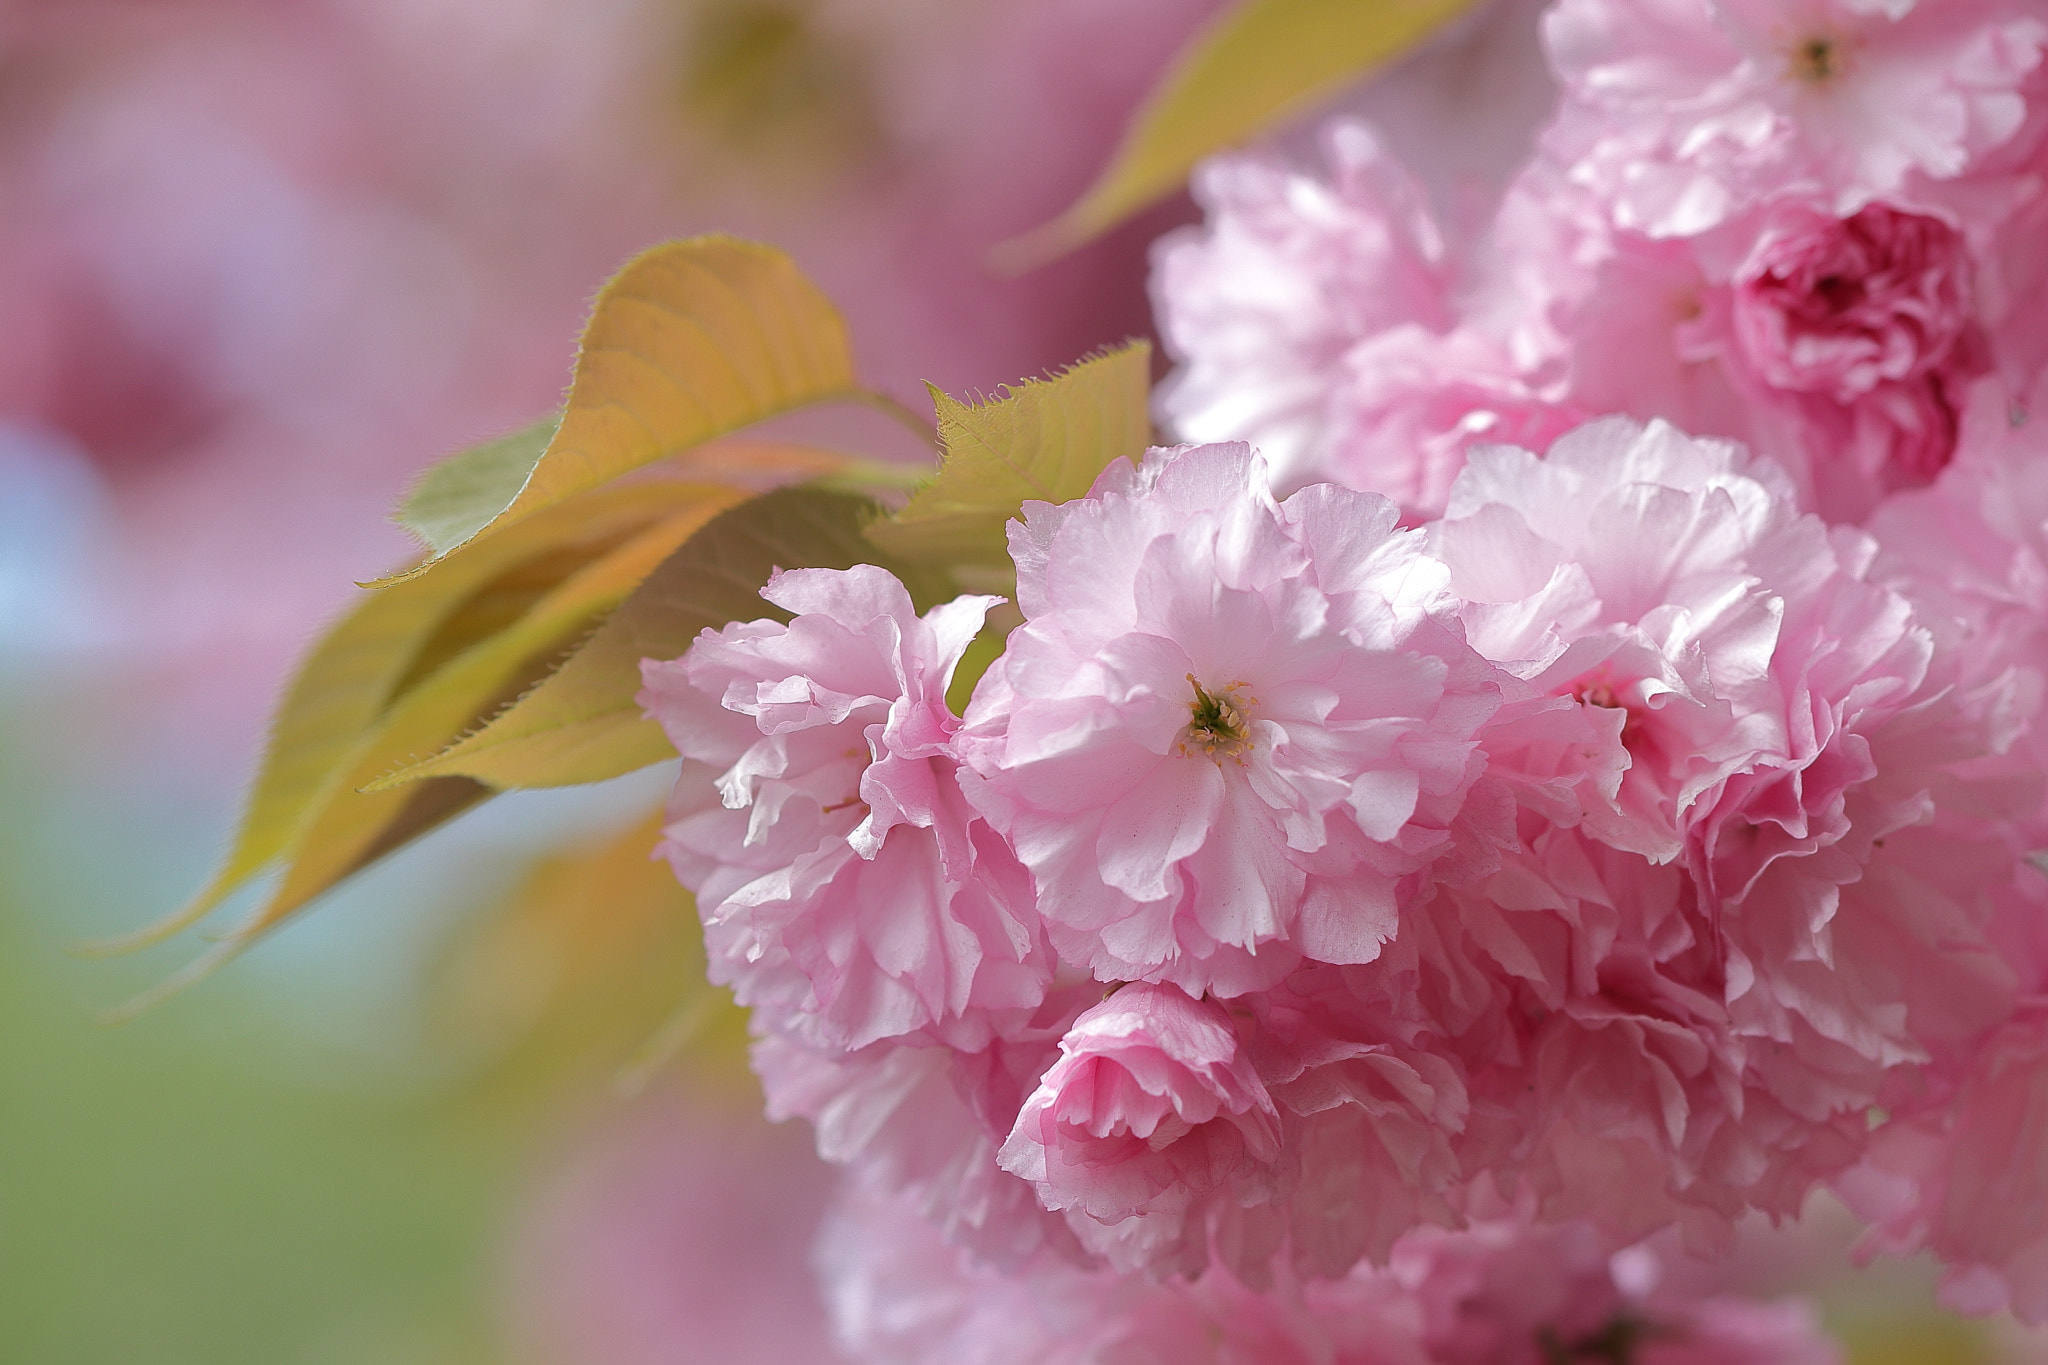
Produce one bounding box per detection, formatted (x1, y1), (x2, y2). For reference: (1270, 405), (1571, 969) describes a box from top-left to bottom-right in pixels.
(12, 5), (2048, 1364)
(0, 0), (1222, 772)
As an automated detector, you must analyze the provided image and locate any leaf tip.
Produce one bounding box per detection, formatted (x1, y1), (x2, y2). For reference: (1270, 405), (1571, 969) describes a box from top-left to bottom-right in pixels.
(986, 212), (1093, 277)
(75, 880), (242, 959)
(94, 937), (247, 1027)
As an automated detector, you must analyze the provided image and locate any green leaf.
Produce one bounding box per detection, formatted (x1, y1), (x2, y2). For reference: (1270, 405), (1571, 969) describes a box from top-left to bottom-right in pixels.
(864, 341), (1153, 568)
(396, 419), (560, 556)
(999, 0), (1482, 264)
(381, 235), (864, 579)
(86, 481), (747, 959)
(370, 486), (935, 791)
(945, 611), (1018, 717)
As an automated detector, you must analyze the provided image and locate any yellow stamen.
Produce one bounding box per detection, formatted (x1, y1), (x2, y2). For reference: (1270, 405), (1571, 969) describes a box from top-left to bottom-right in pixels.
(1181, 674), (1254, 761)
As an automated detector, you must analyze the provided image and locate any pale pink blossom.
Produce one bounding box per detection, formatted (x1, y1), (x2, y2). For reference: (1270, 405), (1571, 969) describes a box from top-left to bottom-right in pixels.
(1323, 325), (1592, 520)
(641, 565), (1047, 1051)
(997, 982), (1281, 1271)
(1544, 0), (2048, 238)
(1151, 120), (1599, 517)
(1433, 417), (1809, 863)
(1152, 121), (1453, 491)
(960, 441), (1502, 995)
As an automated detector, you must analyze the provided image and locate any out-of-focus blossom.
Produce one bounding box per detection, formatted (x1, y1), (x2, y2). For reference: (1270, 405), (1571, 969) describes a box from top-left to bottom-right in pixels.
(504, 1089), (847, 1365)
(1152, 120), (1590, 515)
(1154, 122), (1453, 492)
(819, 1178), (1842, 1365)
(1543, 0), (2048, 238)
(1846, 1006), (2048, 1325)
(1154, 0), (2048, 525)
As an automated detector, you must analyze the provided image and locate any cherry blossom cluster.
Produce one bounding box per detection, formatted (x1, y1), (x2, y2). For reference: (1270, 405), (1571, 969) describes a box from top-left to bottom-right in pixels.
(1158, 0), (2048, 524)
(634, 0), (2048, 1356)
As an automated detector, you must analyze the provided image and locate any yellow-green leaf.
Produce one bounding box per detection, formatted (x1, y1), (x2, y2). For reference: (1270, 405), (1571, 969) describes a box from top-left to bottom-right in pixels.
(88, 480), (745, 958)
(238, 490), (747, 937)
(373, 486), (930, 792)
(945, 604), (1022, 718)
(396, 418), (559, 556)
(1000, 0), (1482, 264)
(99, 488), (747, 1017)
(864, 342), (1152, 567)
(382, 235), (862, 578)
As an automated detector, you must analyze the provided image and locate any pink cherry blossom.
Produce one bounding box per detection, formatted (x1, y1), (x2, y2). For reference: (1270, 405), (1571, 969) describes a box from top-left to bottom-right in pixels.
(1151, 120), (1600, 517)
(818, 1179), (1841, 1365)
(1544, 0), (2048, 238)
(960, 441), (1503, 995)
(1394, 1215), (1841, 1365)
(1731, 202), (1977, 402)
(1242, 960), (1474, 1274)
(1152, 121), (1452, 492)
(1393, 415), (2029, 1243)
(997, 982), (1281, 1272)
(1323, 325), (1592, 521)
(641, 565), (1048, 1051)
(1433, 417), (1811, 863)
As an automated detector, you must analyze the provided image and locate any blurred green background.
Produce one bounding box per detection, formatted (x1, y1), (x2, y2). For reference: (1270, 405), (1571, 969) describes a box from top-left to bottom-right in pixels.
(0, 709), (524, 1364)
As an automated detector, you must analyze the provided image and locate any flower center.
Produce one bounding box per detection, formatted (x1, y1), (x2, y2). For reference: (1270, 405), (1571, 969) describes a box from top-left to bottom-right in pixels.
(1569, 673), (1646, 748)
(1181, 674), (1254, 761)
(1787, 32), (1844, 84)
(1574, 677), (1623, 710)
(1538, 1313), (1657, 1365)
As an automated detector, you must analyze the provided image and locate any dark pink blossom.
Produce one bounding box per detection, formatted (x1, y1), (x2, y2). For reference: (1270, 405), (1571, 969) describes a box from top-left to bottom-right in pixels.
(1732, 203), (1976, 403)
